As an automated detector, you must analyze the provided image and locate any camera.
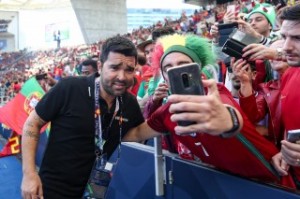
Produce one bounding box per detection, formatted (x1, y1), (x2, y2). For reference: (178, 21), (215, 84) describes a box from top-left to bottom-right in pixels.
(222, 29), (261, 59)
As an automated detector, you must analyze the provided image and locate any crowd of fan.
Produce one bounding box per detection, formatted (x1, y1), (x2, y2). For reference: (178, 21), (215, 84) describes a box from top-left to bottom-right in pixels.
(0, 4), (218, 106)
(3, 0), (300, 190)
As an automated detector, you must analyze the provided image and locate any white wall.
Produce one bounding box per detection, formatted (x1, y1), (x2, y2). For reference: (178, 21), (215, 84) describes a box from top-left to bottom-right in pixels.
(0, 10), (19, 51)
(18, 7), (84, 50)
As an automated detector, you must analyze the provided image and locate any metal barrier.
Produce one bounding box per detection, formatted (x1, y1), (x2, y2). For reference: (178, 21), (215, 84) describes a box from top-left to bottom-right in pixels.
(106, 143), (300, 199)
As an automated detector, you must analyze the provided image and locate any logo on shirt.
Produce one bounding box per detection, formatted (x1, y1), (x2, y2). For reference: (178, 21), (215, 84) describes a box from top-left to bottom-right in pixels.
(115, 116), (129, 124)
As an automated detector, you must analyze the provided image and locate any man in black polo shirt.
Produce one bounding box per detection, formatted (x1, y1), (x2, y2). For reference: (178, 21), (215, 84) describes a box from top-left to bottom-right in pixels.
(21, 36), (144, 198)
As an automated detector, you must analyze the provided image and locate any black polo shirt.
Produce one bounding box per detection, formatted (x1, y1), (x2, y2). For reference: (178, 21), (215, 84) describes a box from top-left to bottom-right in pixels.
(35, 73), (144, 198)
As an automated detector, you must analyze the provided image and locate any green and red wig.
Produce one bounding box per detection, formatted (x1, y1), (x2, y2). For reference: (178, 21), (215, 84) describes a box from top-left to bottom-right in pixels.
(151, 34), (216, 79)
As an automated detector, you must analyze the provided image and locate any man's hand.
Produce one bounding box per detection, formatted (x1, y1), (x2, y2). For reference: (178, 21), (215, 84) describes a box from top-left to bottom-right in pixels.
(168, 79), (243, 136)
(272, 152), (289, 176)
(153, 83), (169, 104)
(281, 140), (300, 167)
(21, 172), (43, 199)
(223, 11), (237, 24)
(231, 59), (252, 83)
(231, 58), (254, 97)
(210, 23), (220, 42)
(237, 19), (262, 39)
(242, 44), (277, 61)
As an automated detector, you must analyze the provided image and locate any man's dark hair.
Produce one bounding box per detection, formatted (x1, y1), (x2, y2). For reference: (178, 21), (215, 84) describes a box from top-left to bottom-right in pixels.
(81, 59), (98, 71)
(100, 36), (137, 64)
(152, 26), (175, 42)
(137, 54), (146, 66)
(280, 4), (300, 21)
(91, 54), (99, 60)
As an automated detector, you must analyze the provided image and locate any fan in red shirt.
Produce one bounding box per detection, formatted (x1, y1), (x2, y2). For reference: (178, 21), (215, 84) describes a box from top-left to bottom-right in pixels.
(272, 5), (300, 189)
(124, 33), (296, 189)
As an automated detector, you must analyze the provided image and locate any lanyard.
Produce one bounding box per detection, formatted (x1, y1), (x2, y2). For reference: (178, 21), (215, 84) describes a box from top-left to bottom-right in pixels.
(94, 77), (122, 155)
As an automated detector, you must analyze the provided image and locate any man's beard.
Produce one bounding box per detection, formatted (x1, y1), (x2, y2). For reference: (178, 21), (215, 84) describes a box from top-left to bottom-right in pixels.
(101, 77), (131, 97)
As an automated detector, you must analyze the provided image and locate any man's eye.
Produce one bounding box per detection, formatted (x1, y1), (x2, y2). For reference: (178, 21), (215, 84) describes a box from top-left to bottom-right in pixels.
(126, 68), (135, 73)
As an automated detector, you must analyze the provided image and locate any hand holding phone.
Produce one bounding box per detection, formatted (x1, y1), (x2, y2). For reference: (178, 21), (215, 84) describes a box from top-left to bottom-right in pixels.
(167, 63), (204, 96)
(222, 29), (261, 59)
(167, 63), (204, 126)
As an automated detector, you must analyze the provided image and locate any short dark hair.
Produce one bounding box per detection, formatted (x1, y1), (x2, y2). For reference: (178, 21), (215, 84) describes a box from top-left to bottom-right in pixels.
(81, 59), (98, 71)
(280, 4), (300, 21)
(100, 36), (137, 64)
(152, 26), (175, 42)
(91, 54), (99, 60)
(137, 54), (146, 66)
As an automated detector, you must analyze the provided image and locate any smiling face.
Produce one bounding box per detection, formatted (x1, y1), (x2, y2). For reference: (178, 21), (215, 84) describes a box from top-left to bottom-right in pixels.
(161, 52), (193, 84)
(100, 52), (136, 98)
(281, 20), (300, 67)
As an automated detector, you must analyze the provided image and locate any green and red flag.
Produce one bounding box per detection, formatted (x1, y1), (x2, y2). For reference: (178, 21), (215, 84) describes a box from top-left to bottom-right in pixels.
(0, 77), (45, 135)
(0, 77), (46, 157)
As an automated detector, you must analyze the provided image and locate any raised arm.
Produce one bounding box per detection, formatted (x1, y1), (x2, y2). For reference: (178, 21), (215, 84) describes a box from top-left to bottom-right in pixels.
(122, 121), (161, 142)
(21, 110), (47, 199)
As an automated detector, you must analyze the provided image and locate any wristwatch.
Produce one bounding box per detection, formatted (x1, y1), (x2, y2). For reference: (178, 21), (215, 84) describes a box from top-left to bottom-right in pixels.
(276, 48), (283, 61)
(220, 106), (240, 138)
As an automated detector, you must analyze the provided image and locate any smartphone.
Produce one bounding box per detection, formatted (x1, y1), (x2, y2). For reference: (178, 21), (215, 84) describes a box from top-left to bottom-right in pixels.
(287, 129), (300, 143)
(230, 29), (261, 45)
(217, 22), (238, 31)
(222, 29), (261, 59)
(167, 63), (204, 126)
(218, 23), (238, 46)
(36, 73), (48, 80)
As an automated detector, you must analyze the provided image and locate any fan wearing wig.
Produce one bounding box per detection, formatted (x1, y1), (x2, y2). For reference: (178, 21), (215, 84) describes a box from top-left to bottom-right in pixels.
(124, 34), (296, 189)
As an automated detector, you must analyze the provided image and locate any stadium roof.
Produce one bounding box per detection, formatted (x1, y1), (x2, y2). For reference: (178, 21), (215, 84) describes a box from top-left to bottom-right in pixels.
(0, 0), (71, 10)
